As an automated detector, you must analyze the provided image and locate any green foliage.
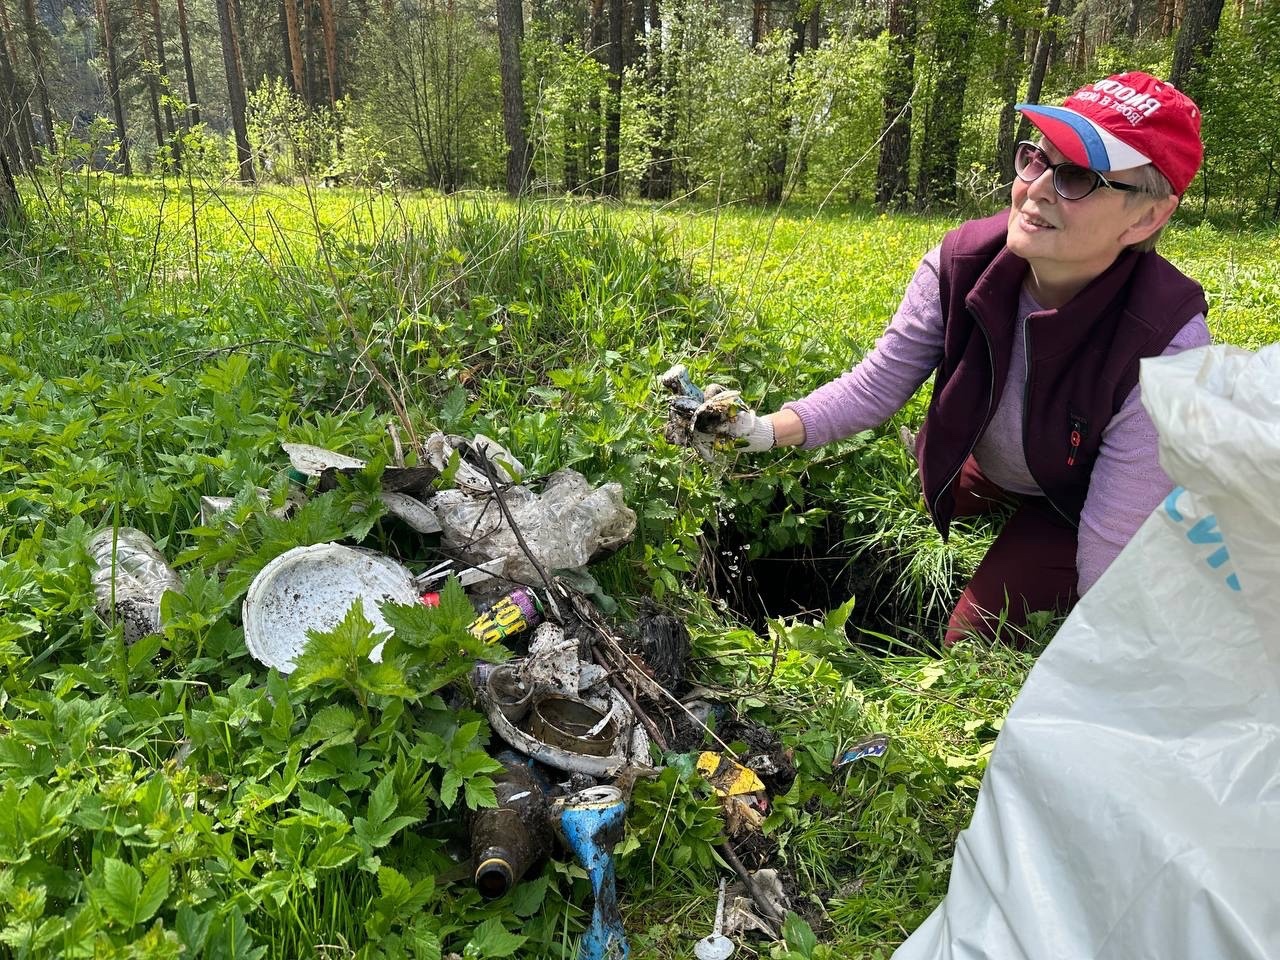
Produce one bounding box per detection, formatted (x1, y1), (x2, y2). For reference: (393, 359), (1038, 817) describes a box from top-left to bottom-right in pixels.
(349, 0), (503, 190)
(246, 78), (342, 184)
(1197, 5), (1280, 220)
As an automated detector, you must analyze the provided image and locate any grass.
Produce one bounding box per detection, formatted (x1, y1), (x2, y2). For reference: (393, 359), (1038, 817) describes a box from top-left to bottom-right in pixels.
(0, 171), (1275, 958)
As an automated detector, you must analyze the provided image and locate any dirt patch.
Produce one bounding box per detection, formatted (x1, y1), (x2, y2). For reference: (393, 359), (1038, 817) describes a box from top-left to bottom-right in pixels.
(708, 516), (925, 645)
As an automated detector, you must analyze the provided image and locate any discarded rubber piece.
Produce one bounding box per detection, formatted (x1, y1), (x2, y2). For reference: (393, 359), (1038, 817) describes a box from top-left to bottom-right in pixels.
(424, 432), (526, 495)
(282, 442), (364, 474)
(88, 527), (183, 645)
(282, 442), (438, 493)
(242, 543), (419, 673)
(378, 491), (441, 533)
(557, 786), (630, 960)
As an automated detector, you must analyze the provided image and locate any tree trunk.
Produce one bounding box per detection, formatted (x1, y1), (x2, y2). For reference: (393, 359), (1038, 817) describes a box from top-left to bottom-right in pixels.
(304, 0), (321, 108)
(1170, 0), (1225, 100)
(875, 0), (917, 208)
(0, 2), (32, 172)
(641, 0), (671, 199)
(215, 0), (254, 181)
(136, 0), (167, 166)
(1073, 8), (1088, 69)
(808, 2), (820, 48)
(318, 0), (339, 107)
(1016, 0), (1062, 144)
(0, 139), (22, 224)
(96, 0), (131, 173)
(585, 0), (604, 193)
(20, 0), (53, 152)
(915, 0), (979, 208)
(283, 0), (305, 97)
(751, 0), (765, 47)
(0, 49), (22, 173)
(1124, 0), (1142, 40)
(602, 0), (623, 197)
(150, 0), (178, 140)
(0, 0), (34, 170)
(995, 21), (1026, 185)
(176, 0), (201, 125)
(496, 0), (532, 195)
(763, 10), (805, 204)
(561, 24), (579, 191)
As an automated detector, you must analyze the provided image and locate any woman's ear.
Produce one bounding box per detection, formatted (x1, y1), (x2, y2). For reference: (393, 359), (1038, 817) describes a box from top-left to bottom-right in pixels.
(1120, 194), (1179, 247)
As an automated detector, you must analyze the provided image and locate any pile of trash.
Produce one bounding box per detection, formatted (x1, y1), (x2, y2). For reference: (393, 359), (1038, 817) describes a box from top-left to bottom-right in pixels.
(88, 432), (845, 959)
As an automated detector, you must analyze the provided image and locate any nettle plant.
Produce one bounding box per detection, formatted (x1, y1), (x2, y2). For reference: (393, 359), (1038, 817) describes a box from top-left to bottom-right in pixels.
(0, 571), (576, 959)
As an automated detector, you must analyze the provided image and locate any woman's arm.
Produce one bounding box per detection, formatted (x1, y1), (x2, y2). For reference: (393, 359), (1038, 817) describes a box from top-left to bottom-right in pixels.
(1076, 315), (1212, 593)
(777, 247), (947, 448)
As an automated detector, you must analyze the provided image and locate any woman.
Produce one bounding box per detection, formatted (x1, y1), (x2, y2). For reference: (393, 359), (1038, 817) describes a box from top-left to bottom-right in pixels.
(667, 71), (1210, 644)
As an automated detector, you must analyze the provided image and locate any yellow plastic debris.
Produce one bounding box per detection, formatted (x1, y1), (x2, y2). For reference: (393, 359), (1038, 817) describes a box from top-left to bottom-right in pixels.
(696, 751), (766, 797)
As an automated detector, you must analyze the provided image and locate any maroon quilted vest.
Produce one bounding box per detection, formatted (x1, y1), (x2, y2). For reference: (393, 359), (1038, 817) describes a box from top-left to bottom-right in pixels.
(918, 212), (1208, 538)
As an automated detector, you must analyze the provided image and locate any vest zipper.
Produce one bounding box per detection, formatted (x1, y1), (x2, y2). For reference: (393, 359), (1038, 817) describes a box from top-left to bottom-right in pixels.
(1023, 322), (1076, 528)
(930, 317), (996, 528)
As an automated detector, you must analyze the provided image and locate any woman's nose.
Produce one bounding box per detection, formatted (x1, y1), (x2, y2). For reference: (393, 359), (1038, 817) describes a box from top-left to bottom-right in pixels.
(1026, 166), (1057, 203)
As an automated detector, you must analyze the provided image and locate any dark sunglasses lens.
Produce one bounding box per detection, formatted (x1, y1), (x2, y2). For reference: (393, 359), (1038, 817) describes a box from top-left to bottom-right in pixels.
(1055, 164), (1099, 200)
(1014, 143), (1045, 180)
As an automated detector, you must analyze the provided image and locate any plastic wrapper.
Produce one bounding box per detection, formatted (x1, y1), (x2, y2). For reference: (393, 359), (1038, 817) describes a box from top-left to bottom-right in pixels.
(433, 468), (636, 584)
(87, 527), (183, 644)
(894, 344), (1280, 960)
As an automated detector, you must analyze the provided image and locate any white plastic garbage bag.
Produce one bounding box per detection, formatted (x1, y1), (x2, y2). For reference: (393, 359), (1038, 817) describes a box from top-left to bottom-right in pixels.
(894, 344), (1280, 960)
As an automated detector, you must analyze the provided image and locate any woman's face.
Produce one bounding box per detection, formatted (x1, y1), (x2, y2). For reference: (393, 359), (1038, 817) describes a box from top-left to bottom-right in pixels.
(1005, 137), (1151, 279)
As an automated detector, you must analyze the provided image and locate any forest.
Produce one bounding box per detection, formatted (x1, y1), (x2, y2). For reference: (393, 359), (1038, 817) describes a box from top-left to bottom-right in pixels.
(0, 0), (1277, 219)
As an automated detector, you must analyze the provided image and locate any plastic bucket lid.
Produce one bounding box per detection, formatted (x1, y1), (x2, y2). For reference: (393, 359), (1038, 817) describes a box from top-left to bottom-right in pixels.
(243, 543), (420, 674)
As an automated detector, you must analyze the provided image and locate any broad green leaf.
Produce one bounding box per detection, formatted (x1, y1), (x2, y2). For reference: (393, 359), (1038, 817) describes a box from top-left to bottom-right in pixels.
(308, 839), (361, 871)
(367, 775), (398, 825)
(358, 660), (415, 699)
(301, 705), (357, 748)
(463, 917), (526, 959)
(782, 912), (818, 959)
(462, 776), (497, 811)
(176, 904), (212, 957)
(510, 873), (549, 917)
(136, 867), (170, 925)
(100, 858), (143, 928)
(291, 604), (379, 691)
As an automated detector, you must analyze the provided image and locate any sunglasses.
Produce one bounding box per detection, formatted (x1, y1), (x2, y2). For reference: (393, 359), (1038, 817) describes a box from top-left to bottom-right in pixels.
(1013, 141), (1144, 201)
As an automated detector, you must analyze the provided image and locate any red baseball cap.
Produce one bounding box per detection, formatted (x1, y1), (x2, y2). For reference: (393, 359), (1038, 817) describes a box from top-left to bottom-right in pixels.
(1016, 71), (1203, 195)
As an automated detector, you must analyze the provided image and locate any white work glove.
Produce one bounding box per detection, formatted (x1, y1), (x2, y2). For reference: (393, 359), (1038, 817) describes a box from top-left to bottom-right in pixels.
(659, 364), (775, 461)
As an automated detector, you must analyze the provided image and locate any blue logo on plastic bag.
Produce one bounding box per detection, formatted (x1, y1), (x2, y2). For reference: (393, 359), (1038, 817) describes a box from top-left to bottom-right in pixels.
(1163, 487), (1242, 592)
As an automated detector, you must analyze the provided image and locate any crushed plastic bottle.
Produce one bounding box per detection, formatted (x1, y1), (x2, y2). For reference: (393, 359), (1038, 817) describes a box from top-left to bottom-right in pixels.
(87, 528), (182, 644)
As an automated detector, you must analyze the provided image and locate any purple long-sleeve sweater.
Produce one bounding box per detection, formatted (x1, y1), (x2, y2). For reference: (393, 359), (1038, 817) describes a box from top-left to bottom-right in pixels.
(784, 246), (1211, 595)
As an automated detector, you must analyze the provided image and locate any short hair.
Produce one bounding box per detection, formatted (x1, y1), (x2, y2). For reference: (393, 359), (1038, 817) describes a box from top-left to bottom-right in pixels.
(1124, 164), (1175, 253)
